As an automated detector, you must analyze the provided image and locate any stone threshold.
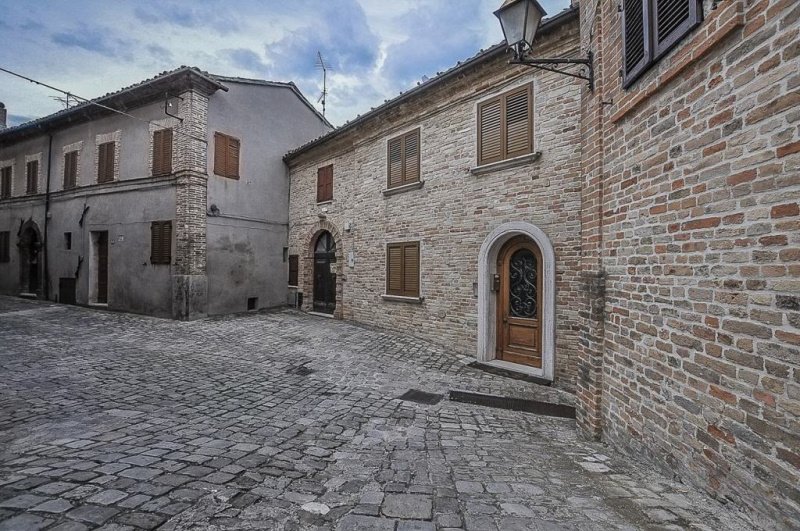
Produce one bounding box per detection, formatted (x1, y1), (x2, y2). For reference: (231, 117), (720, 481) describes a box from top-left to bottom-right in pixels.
(448, 389), (576, 419)
(308, 311), (334, 318)
(468, 360), (551, 386)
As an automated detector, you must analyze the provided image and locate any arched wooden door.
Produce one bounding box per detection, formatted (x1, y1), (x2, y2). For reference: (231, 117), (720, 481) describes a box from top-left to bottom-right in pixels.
(313, 231), (336, 314)
(496, 236), (543, 367)
(18, 223), (42, 295)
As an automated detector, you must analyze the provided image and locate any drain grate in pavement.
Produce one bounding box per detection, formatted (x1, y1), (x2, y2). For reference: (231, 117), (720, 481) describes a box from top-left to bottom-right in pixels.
(449, 390), (576, 419)
(398, 389), (443, 405)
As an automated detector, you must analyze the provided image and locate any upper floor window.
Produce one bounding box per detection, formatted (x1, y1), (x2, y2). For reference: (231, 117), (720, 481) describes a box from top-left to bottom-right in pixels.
(64, 151), (78, 189)
(477, 84), (533, 166)
(387, 129), (420, 189)
(214, 132), (240, 179)
(622, 0), (703, 88)
(152, 128), (173, 176)
(97, 141), (116, 183)
(0, 166), (11, 199)
(317, 164), (333, 203)
(26, 160), (38, 194)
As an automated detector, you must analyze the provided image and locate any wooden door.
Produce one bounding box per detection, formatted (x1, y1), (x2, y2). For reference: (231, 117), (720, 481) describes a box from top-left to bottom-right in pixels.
(313, 232), (336, 314)
(97, 232), (108, 304)
(496, 236), (542, 367)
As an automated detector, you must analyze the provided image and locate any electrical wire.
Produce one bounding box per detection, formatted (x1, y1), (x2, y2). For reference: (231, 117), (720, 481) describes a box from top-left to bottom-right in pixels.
(0, 66), (208, 144)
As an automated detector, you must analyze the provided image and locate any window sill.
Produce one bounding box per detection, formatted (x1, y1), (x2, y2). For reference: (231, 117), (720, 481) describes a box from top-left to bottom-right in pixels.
(316, 200), (333, 206)
(383, 180), (424, 197)
(381, 294), (425, 304)
(470, 152), (542, 175)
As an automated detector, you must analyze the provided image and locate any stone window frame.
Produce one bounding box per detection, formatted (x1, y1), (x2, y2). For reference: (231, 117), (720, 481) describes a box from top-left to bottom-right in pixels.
(95, 130), (121, 183)
(24, 152), (43, 195)
(0, 159), (13, 199)
(61, 141), (83, 190)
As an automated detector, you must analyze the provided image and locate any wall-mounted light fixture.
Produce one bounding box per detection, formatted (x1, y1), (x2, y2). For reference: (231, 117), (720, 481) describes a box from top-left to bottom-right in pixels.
(495, 0), (594, 91)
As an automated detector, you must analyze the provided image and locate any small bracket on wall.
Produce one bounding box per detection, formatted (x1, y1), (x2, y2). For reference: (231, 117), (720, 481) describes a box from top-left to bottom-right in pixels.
(164, 92), (184, 122)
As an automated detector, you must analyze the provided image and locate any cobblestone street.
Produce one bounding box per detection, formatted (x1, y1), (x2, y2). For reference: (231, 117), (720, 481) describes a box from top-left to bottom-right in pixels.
(0, 297), (757, 530)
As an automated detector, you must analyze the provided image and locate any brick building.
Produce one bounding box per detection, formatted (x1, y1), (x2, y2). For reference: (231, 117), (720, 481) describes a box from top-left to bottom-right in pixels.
(0, 67), (330, 318)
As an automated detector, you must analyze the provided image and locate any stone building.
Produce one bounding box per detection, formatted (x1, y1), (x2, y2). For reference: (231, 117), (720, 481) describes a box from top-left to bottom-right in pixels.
(286, 9), (582, 387)
(0, 67), (330, 318)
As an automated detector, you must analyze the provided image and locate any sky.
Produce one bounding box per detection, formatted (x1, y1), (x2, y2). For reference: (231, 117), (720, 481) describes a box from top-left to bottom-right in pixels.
(0, 0), (571, 128)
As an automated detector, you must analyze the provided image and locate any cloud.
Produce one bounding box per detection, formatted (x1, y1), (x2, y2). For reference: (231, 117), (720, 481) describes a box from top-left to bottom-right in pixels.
(226, 48), (270, 74)
(133, 2), (241, 35)
(51, 26), (136, 60)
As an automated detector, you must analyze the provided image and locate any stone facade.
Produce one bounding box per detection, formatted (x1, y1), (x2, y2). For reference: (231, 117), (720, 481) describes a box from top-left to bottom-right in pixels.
(578, 0), (800, 526)
(287, 14), (584, 389)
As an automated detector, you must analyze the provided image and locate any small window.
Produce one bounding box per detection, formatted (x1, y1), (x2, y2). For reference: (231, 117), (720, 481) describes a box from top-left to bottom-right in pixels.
(0, 231), (9, 263)
(622, 0), (703, 88)
(98, 141), (116, 183)
(64, 151), (78, 189)
(387, 129), (420, 189)
(317, 165), (333, 202)
(26, 160), (38, 194)
(150, 221), (172, 265)
(214, 132), (240, 179)
(247, 297), (258, 311)
(64, 232), (72, 250)
(0, 166), (11, 199)
(477, 84), (533, 166)
(386, 242), (420, 298)
(152, 129), (173, 176)
(288, 254), (299, 286)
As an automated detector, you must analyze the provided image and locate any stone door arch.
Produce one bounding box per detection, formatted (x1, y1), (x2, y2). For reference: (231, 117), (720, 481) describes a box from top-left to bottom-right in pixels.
(303, 220), (343, 318)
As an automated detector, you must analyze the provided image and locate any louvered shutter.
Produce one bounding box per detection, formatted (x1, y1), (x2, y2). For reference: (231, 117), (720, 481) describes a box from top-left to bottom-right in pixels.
(0, 232), (8, 262)
(214, 133), (226, 176)
(227, 136), (240, 178)
(317, 165), (333, 202)
(98, 142), (114, 183)
(388, 137), (403, 188)
(26, 160), (38, 194)
(150, 221), (172, 264)
(1, 167), (10, 198)
(153, 129), (173, 176)
(505, 86), (532, 158)
(622, 0), (650, 88)
(403, 130), (420, 185)
(387, 244), (403, 295)
(162, 221), (172, 263)
(288, 255), (299, 286)
(653, 0), (702, 59)
(479, 98), (503, 165)
(64, 151), (78, 188)
(402, 243), (420, 297)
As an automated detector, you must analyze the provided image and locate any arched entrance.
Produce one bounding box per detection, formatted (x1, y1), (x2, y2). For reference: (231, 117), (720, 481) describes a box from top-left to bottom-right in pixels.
(477, 222), (555, 381)
(313, 231), (337, 314)
(18, 221), (42, 296)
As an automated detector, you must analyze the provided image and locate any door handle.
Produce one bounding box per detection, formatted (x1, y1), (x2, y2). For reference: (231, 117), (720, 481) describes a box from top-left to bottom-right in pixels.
(503, 317), (508, 323)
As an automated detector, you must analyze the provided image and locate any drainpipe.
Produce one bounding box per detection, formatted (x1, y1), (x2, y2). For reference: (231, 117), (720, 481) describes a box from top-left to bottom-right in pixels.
(43, 132), (53, 300)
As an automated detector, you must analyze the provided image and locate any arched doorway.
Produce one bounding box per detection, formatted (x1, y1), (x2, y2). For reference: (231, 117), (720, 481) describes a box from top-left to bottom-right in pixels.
(18, 221), (42, 296)
(313, 231), (336, 314)
(496, 236), (542, 367)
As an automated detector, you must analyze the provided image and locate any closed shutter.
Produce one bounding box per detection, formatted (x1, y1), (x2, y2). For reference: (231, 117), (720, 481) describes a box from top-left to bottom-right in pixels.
(0, 232), (9, 263)
(26, 160), (38, 194)
(387, 244), (404, 295)
(622, 0), (649, 87)
(402, 242), (419, 297)
(150, 221), (172, 264)
(386, 242), (420, 297)
(214, 132), (240, 179)
(227, 136), (240, 178)
(478, 97), (503, 165)
(1, 167), (11, 198)
(98, 141), (115, 183)
(288, 255), (299, 286)
(403, 130), (420, 185)
(505, 86), (532, 158)
(317, 165), (333, 202)
(653, 0), (702, 59)
(152, 129), (173, 176)
(64, 151), (77, 189)
(388, 137), (403, 188)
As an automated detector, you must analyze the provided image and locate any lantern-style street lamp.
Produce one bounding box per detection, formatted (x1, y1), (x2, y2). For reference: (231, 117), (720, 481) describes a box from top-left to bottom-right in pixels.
(494, 0), (594, 91)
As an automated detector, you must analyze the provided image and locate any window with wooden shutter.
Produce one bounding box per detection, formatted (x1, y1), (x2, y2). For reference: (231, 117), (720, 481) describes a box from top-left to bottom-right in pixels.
(26, 160), (38, 194)
(0, 167), (11, 199)
(386, 242), (420, 298)
(288, 254), (299, 286)
(152, 128), (173, 176)
(622, 0), (702, 88)
(477, 84), (533, 166)
(64, 151), (78, 189)
(386, 128), (421, 189)
(0, 231), (9, 263)
(150, 220), (172, 265)
(317, 164), (333, 202)
(214, 132), (240, 179)
(98, 141), (115, 183)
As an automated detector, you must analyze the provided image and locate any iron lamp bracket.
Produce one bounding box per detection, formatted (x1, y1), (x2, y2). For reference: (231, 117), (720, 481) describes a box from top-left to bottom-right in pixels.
(509, 45), (594, 91)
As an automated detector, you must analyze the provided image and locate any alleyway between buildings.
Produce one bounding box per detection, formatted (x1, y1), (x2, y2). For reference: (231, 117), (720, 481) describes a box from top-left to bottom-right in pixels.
(0, 296), (758, 530)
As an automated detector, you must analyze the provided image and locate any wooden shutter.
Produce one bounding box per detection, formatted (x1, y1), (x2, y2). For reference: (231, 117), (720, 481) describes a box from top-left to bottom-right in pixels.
(478, 97), (503, 165)
(388, 137), (403, 188)
(214, 132), (240, 179)
(64, 151), (77, 189)
(317, 165), (333, 202)
(387, 244), (404, 295)
(26, 160), (38, 194)
(1, 167), (11, 198)
(505, 86), (532, 158)
(227, 136), (240, 178)
(622, 0), (650, 88)
(98, 141), (115, 183)
(288, 255), (299, 286)
(153, 129), (173, 176)
(150, 221), (172, 264)
(402, 242), (420, 297)
(403, 130), (420, 185)
(386, 242), (420, 297)
(653, 0), (702, 59)
(214, 133), (226, 176)
(0, 232), (9, 263)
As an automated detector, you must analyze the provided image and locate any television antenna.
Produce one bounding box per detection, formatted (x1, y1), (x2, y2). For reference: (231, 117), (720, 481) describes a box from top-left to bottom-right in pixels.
(315, 51), (330, 117)
(50, 94), (73, 109)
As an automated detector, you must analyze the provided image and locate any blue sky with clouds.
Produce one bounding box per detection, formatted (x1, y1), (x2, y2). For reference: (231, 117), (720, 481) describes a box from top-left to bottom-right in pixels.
(0, 0), (571, 128)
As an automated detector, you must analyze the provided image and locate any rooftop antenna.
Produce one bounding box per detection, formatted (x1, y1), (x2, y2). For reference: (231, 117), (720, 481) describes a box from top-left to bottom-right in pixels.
(50, 94), (73, 109)
(315, 51), (329, 117)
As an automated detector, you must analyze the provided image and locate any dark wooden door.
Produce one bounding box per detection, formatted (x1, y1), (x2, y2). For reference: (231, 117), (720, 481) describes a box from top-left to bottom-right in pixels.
(313, 232), (336, 314)
(97, 232), (108, 304)
(497, 236), (542, 367)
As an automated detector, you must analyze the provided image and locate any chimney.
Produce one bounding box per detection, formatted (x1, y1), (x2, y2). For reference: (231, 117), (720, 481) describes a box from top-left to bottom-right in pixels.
(0, 102), (6, 130)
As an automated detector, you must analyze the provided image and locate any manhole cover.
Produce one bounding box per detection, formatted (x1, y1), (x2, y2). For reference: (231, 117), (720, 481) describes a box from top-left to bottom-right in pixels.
(398, 389), (443, 405)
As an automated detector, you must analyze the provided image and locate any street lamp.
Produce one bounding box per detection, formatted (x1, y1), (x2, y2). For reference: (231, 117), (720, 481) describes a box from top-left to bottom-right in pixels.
(494, 0), (594, 91)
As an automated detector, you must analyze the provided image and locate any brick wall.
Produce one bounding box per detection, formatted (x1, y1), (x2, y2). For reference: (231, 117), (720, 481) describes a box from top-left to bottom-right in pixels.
(288, 19), (584, 388)
(580, 0), (800, 525)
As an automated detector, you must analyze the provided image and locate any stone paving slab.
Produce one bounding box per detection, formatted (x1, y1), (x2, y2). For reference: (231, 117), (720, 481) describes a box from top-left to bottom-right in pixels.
(0, 296), (761, 530)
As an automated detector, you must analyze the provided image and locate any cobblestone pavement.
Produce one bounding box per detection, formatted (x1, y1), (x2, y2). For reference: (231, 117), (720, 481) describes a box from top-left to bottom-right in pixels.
(0, 296), (758, 530)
